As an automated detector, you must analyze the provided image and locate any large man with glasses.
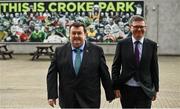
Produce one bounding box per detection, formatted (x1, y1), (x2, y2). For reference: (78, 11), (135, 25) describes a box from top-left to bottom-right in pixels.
(47, 22), (114, 108)
(112, 15), (159, 108)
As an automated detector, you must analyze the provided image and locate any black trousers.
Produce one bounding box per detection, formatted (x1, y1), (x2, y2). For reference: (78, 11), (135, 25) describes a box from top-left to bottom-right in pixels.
(59, 97), (81, 108)
(120, 85), (152, 109)
(59, 96), (99, 109)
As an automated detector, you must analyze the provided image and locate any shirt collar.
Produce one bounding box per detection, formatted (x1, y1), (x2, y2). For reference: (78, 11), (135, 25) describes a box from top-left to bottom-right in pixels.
(71, 42), (85, 51)
(132, 36), (144, 44)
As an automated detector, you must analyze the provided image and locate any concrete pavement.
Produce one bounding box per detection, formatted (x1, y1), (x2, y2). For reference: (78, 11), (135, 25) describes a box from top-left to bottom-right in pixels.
(0, 55), (180, 108)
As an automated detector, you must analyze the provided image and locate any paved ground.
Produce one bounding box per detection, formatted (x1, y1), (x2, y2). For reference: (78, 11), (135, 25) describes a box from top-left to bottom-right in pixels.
(0, 55), (180, 108)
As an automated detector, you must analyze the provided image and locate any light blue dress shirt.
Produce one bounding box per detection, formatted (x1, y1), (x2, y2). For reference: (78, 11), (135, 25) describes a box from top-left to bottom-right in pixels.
(125, 36), (144, 87)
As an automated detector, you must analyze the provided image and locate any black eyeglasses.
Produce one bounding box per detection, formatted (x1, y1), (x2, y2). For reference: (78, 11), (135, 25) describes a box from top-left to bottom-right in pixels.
(132, 26), (146, 29)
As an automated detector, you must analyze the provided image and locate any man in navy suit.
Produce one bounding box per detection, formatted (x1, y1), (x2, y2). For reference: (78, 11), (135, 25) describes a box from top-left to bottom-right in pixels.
(112, 15), (159, 108)
(47, 22), (114, 108)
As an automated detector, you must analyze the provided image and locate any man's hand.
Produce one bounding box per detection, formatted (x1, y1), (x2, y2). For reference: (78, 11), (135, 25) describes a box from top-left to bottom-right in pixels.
(114, 90), (121, 99)
(48, 99), (57, 107)
(152, 93), (157, 101)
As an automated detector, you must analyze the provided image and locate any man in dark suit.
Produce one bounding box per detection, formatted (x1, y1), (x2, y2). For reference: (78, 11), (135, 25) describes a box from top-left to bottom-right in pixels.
(112, 15), (159, 108)
(47, 22), (114, 108)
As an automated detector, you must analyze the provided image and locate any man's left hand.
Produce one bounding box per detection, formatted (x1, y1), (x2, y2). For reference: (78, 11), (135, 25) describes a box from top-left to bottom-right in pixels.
(152, 93), (157, 101)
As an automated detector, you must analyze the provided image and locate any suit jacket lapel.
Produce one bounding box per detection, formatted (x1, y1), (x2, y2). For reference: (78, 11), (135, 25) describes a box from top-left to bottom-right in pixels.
(78, 42), (89, 76)
(67, 43), (77, 76)
(140, 38), (148, 66)
(127, 38), (137, 67)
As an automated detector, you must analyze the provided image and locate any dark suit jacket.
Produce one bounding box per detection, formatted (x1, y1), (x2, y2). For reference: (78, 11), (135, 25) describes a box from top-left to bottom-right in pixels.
(112, 37), (159, 99)
(47, 42), (114, 108)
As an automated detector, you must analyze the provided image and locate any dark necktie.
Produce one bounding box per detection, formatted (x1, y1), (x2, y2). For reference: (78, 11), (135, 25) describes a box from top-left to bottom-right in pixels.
(74, 49), (82, 75)
(135, 41), (140, 65)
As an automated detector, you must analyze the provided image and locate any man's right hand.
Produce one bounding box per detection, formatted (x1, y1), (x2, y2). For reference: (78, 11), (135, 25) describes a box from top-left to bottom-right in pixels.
(114, 90), (121, 99)
(48, 99), (57, 107)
